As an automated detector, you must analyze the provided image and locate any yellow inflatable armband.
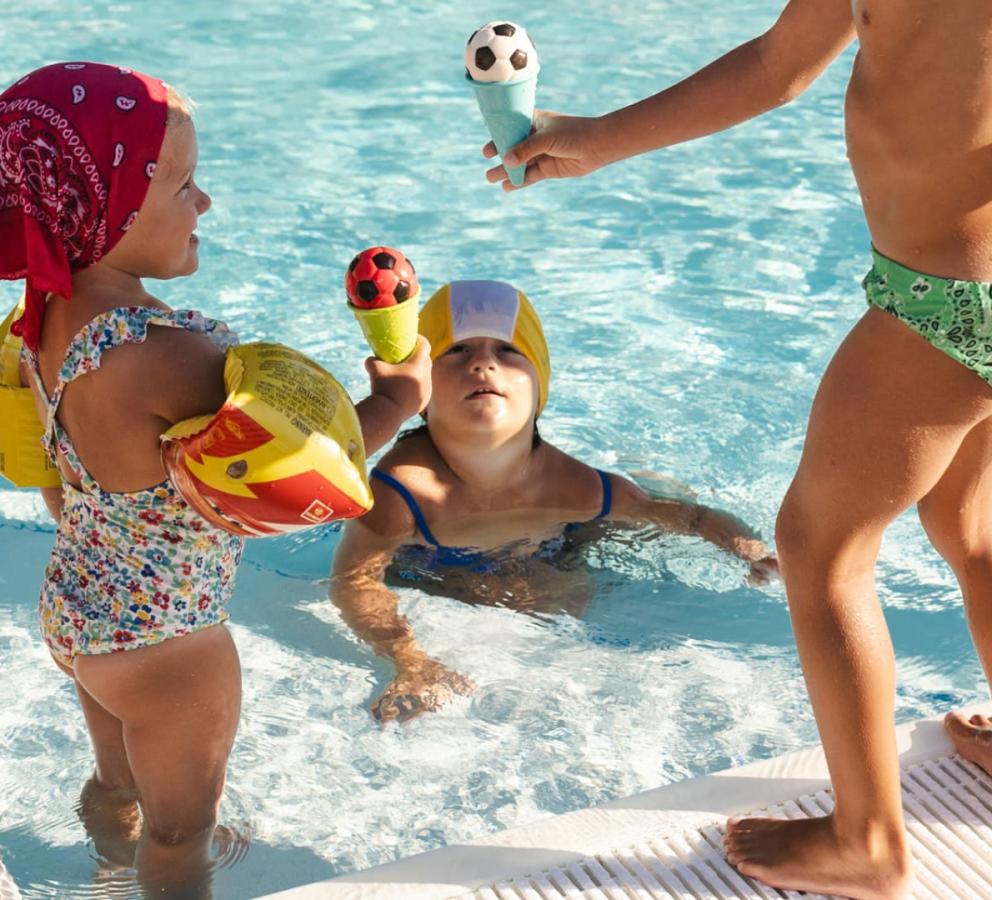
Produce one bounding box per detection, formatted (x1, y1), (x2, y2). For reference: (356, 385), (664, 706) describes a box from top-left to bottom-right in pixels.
(161, 342), (372, 537)
(0, 299), (61, 488)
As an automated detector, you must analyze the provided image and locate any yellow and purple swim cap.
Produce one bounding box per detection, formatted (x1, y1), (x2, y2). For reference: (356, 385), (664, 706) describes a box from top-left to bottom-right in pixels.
(419, 280), (551, 415)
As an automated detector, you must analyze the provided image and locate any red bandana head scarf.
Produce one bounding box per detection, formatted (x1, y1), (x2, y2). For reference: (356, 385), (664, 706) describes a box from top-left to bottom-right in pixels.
(0, 62), (169, 350)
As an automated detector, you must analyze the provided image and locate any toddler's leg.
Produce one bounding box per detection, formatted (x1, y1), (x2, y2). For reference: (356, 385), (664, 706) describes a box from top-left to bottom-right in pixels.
(73, 624), (241, 895)
(725, 307), (992, 899)
(52, 654), (140, 868)
(53, 653), (136, 790)
(916, 417), (992, 763)
(74, 682), (140, 868)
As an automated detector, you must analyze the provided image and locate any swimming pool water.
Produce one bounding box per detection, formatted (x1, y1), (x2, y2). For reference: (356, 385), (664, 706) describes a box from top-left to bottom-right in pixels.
(0, 0), (986, 896)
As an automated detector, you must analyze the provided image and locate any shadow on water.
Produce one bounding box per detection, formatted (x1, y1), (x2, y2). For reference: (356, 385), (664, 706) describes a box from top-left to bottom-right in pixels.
(242, 523), (340, 580)
(2, 516), (979, 682)
(239, 516), (976, 674)
(582, 566), (972, 659)
(233, 559), (354, 660)
(231, 557), (414, 703)
(0, 822), (336, 899)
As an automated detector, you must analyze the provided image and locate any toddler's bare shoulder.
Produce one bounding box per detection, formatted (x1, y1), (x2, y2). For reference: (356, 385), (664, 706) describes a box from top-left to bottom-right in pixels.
(378, 433), (442, 479)
(544, 444), (603, 485)
(103, 324), (227, 423)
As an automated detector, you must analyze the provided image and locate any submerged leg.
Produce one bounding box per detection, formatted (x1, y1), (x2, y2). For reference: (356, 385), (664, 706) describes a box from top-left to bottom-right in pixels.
(74, 625), (241, 895)
(51, 654), (141, 869)
(725, 307), (992, 898)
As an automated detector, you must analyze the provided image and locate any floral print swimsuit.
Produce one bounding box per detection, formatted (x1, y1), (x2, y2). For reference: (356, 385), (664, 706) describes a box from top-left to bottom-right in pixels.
(26, 306), (244, 663)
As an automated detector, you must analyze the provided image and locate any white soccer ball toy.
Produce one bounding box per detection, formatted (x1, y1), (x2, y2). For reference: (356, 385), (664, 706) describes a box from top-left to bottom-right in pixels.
(465, 21), (539, 83)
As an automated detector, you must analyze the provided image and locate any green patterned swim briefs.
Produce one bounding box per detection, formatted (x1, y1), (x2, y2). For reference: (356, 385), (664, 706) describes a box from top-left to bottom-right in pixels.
(863, 248), (992, 386)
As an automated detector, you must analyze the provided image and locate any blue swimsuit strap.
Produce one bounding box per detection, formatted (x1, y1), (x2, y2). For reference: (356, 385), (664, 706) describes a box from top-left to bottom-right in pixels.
(371, 466), (614, 550)
(595, 469), (612, 520)
(370, 468), (444, 547)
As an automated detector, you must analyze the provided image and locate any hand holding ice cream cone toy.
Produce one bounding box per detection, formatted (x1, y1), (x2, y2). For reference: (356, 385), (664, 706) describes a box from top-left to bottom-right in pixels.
(346, 246), (421, 364)
(465, 21), (539, 187)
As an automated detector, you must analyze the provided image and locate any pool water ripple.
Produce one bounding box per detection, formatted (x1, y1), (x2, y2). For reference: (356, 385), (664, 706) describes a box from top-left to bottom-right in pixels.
(0, 0), (985, 895)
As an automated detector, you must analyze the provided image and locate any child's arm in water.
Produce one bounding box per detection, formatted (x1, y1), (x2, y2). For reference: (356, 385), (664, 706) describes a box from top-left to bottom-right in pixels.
(330, 480), (473, 723)
(485, 0), (854, 190)
(606, 474), (778, 584)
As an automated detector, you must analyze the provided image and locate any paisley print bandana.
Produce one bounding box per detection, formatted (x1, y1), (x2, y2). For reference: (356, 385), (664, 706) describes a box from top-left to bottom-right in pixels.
(0, 62), (169, 350)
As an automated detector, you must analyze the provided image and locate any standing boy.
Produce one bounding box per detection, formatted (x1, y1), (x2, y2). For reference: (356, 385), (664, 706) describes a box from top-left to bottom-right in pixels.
(486, 3), (992, 896)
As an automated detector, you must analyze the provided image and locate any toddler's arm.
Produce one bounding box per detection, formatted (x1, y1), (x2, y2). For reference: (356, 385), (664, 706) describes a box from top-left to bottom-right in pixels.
(487, 0), (855, 189)
(330, 486), (472, 722)
(354, 336), (432, 455)
(330, 520), (419, 666)
(19, 357), (63, 522)
(607, 474), (779, 583)
(39, 486), (64, 523)
(144, 329), (429, 456)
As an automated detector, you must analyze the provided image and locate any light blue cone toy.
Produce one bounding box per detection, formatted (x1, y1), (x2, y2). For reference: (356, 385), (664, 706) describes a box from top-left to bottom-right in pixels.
(465, 21), (540, 187)
(468, 73), (537, 187)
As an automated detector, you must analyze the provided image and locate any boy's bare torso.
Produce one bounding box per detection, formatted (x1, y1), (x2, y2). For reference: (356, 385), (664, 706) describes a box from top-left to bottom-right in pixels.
(847, 1), (992, 278)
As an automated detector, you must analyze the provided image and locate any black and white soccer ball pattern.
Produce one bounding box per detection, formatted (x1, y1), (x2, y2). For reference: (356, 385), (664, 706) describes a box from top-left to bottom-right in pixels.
(465, 21), (539, 83)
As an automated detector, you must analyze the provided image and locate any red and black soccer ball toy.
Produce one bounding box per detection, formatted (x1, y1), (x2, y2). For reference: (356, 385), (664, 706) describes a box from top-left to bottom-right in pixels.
(345, 247), (418, 309)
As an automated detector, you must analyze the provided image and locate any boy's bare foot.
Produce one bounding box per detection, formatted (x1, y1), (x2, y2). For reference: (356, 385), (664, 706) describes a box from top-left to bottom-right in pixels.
(724, 814), (911, 899)
(945, 711), (992, 773)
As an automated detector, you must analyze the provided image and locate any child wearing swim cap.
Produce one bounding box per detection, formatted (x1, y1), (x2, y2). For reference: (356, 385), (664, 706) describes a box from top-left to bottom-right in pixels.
(0, 63), (430, 890)
(331, 279), (776, 723)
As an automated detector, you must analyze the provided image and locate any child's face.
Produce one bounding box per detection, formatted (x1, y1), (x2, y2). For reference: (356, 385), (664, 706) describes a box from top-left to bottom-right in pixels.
(102, 120), (210, 280)
(428, 336), (538, 438)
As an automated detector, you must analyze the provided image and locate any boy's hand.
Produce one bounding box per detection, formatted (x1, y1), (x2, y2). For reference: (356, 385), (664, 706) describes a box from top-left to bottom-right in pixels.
(356, 335), (432, 455)
(484, 111), (612, 191)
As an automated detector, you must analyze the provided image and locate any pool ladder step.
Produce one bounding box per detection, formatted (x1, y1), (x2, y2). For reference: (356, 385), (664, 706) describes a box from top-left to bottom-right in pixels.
(461, 755), (992, 899)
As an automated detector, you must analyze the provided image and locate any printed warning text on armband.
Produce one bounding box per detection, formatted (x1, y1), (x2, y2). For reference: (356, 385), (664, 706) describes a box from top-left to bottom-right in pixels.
(252, 352), (340, 437)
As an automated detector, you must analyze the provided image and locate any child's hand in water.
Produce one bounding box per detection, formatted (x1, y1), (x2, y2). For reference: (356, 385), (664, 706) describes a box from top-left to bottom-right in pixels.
(357, 335), (433, 455)
(483, 111), (612, 191)
(371, 654), (474, 724)
(746, 553), (780, 586)
(729, 534), (780, 586)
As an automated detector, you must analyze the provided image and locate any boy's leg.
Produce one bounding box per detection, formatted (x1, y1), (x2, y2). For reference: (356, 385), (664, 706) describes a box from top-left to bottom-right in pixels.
(916, 418), (992, 762)
(73, 624), (241, 894)
(726, 306), (992, 898)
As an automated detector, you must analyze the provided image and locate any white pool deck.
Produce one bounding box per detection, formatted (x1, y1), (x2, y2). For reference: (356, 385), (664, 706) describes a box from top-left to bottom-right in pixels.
(259, 702), (992, 900)
(3, 705), (991, 900)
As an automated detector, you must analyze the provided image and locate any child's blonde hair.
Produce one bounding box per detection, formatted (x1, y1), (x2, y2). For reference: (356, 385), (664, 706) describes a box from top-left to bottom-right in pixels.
(165, 85), (194, 127)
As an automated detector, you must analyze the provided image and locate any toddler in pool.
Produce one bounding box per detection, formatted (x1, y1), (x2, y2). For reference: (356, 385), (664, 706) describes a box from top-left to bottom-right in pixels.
(0, 62), (430, 890)
(331, 279), (776, 722)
